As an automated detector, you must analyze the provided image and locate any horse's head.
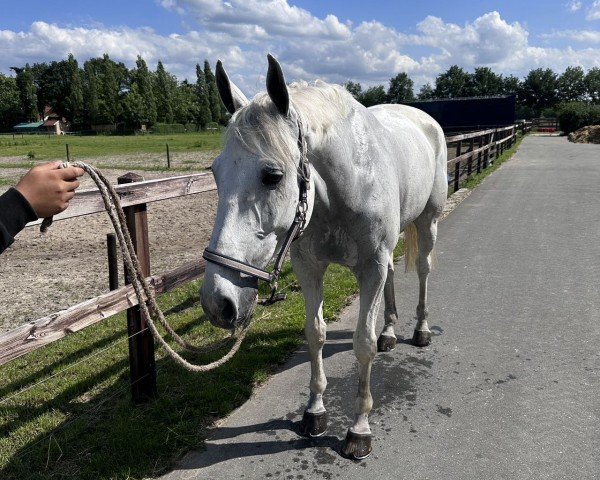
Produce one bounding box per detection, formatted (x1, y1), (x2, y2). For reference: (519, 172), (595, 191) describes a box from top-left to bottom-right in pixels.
(200, 55), (312, 330)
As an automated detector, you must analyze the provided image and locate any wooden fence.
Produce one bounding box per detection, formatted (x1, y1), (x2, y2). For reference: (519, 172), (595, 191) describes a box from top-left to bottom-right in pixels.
(0, 122), (529, 401)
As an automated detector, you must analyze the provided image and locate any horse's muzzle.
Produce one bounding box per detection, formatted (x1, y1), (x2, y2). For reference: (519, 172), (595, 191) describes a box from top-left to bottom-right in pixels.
(200, 278), (258, 330)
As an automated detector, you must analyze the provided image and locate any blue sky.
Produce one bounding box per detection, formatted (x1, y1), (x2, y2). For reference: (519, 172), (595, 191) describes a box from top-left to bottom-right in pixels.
(2, 0), (600, 94)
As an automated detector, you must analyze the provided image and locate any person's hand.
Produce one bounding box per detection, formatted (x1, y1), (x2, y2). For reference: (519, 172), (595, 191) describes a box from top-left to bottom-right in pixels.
(16, 162), (85, 218)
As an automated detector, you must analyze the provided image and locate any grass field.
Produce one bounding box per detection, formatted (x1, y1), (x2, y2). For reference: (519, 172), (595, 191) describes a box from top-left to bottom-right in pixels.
(0, 134), (526, 479)
(0, 132), (222, 162)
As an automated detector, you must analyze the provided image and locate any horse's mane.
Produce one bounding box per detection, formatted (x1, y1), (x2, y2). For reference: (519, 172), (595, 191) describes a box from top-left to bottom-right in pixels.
(224, 81), (352, 165)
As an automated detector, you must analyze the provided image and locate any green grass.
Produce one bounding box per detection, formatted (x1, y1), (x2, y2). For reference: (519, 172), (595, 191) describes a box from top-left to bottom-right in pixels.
(0, 132), (222, 161)
(0, 263), (358, 479)
(0, 133), (526, 479)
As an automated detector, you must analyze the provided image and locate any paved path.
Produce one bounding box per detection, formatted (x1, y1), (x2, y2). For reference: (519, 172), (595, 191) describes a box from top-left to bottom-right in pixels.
(161, 137), (600, 480)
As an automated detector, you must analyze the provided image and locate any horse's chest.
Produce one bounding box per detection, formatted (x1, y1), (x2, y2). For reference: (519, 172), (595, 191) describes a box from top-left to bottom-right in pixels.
(311, 224), (359, 267)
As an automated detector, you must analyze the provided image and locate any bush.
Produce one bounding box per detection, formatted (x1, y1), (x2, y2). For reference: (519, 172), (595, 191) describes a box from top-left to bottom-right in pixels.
(557, 102), (600, 134)
(27, 150), (35, 159)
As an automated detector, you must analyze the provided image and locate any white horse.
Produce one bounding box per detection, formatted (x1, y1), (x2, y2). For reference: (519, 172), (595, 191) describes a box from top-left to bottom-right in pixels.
(200, 55), (447, 459)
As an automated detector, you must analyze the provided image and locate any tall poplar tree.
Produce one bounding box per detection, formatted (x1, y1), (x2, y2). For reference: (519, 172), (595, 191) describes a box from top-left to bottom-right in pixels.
(155, 60), (174, 123)
(66, 54), (84, 125)
(12, 64), (38, 121)
(204, 60), (222, 123)
(195, 63), (212, 129)
(133, 56), (157, 125)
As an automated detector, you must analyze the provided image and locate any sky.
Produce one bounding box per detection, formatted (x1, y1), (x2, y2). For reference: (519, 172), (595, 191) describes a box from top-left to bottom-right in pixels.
(1, 0), (600, 95)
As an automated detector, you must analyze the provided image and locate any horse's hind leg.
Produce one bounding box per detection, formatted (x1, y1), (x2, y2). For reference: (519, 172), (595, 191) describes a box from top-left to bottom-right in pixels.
(291, 249), (329, 437)
(377, 256), (398, 352)
(412, 215), (438, 347)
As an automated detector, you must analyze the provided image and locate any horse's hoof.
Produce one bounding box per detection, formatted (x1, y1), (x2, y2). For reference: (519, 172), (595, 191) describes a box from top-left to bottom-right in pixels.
(299, 411), (327, 438)
(412, 329), (431, 347)
(341, 430), (372, 460)
(377, 334), (397, 352)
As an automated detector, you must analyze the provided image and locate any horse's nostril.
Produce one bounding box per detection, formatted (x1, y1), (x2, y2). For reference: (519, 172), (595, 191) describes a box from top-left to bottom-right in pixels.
(221, 297), (236, 323)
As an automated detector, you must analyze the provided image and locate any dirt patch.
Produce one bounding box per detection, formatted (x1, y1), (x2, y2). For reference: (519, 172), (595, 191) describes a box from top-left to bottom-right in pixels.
(0, 156), (219, 333)
(567, 125), (600, 144)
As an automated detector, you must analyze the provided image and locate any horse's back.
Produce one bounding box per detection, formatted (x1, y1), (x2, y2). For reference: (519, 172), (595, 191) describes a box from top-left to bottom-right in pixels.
(368, 103), (446, 166)
(370, 102), (446, 210)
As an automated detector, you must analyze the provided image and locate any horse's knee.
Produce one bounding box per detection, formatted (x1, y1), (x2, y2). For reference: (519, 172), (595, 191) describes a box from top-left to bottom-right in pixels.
(305, 321), (326, 348)
(353, 333), (377, 365)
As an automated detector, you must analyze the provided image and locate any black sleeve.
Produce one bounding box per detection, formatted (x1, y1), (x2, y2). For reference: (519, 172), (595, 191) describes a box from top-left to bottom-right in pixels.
(0, 188), (38, 254)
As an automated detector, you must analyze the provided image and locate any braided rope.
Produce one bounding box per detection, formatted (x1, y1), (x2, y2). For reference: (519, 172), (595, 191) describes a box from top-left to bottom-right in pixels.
(54, 162), (249, 372)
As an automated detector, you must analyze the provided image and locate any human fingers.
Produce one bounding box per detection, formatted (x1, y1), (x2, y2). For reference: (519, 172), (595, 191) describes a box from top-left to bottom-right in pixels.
(57, 166), (85, 180)
(36, 161), (63, 171)
(65, 180), (81, 192)
(63, 190), (76, 202)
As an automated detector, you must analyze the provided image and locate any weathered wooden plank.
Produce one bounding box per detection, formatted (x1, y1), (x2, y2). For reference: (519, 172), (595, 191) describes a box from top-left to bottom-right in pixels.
(26, 172), (216, 227)
(445, 128), (496, 143)
(0, 258), (206, 366)
(447, 143), (492, 165)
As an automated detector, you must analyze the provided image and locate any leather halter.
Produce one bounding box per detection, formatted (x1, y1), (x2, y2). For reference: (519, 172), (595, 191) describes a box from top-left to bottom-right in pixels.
(203, 118), (310, 305)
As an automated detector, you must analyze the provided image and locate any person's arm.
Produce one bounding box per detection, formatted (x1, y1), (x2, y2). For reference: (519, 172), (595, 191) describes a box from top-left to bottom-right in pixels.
(0, 162), (84, 254)
(0, 187), (38, 254)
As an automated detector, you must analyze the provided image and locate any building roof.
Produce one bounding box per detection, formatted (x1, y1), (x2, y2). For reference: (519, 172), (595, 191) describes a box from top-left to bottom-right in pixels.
(13, 121), (44, 130)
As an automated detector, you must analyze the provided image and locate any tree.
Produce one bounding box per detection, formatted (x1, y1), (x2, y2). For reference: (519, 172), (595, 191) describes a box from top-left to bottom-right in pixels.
(11, 64), (38, 121)
(155, 60), (175, 124)
(172, 80), (198, 125)
(82, 62), (100, 126)
(520, 68), (558, 114)
(434, 65), (471, 98)
(204, 60), (222, 123)
(195, 64), (212, 129)
(33, 60), (72, 118)
(360, 85), (387, 107)
(0, 73), (22, 129)
(121, 85), (146, 128)
(502, 75), (521, 95)
(132, 56), (157, 125)
(65, 54), (84, 125)
(557, 66), (586, 103)
(417, 83), (435, 100)
(585, 67), (600, 104)
(469, 67), (503, 96)
(387, 73), (414, 103)
(344, 81), (363, 101)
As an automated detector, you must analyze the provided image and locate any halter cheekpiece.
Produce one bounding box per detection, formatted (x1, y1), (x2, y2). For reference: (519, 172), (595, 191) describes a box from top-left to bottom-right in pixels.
(202, 118), (310, 305)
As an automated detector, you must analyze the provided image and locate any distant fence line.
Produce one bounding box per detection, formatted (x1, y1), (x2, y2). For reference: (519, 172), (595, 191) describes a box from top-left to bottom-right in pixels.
(0, 121), (531, 402)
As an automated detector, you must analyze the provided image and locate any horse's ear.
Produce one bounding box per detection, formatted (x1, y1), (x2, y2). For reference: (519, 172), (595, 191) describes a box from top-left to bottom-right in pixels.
(216, 60), (249, 114)
(266, 54), (289, 116)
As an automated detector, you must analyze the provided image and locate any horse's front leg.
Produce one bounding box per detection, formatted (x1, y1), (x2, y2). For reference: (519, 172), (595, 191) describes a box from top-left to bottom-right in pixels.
(291, 249), (329, 437)
(342, 259), (388, 460)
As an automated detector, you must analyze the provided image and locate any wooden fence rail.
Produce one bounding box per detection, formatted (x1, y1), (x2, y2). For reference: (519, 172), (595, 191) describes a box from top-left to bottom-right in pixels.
(0, 122), (528, 399)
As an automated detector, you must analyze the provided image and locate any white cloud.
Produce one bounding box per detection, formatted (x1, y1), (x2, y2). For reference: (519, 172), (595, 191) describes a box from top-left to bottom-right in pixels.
(541, 29), (600, 42)
(587, 0), (600, 20)
(2, 5), (600, 95)
(567, 0), (582, 12)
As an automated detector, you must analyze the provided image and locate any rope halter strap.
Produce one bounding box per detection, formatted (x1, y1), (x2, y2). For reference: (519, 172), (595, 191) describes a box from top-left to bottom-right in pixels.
(203, 117), (310, 305)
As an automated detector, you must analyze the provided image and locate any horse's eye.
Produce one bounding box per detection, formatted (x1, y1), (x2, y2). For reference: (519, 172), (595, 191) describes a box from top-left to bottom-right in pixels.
(262, 169), (284, 186)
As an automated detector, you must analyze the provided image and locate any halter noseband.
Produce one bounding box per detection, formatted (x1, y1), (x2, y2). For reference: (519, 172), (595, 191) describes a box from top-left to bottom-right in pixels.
(202, 118), (310, 305)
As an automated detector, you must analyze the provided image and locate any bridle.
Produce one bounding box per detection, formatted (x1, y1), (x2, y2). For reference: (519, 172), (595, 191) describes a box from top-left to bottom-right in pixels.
(202, 118), (311, 305)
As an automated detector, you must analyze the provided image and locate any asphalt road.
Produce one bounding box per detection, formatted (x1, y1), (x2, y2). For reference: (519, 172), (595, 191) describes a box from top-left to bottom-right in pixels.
(160, 136), (600, 480)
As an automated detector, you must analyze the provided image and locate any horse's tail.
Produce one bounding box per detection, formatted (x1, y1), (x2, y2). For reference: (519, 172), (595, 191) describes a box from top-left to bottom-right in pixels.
(404, 223), (418, 273)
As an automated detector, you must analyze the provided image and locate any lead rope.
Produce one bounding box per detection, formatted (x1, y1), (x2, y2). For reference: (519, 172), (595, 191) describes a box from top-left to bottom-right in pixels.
(43, 162), (249, 372)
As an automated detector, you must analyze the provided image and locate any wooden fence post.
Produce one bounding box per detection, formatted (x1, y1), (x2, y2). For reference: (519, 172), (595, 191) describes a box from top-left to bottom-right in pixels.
(453, 161), (460, 192)
(118, 172), (157, 403)
(107, 233), (119, 291)
(477, 135), (483, 174)
(467, 138), (474, 178)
